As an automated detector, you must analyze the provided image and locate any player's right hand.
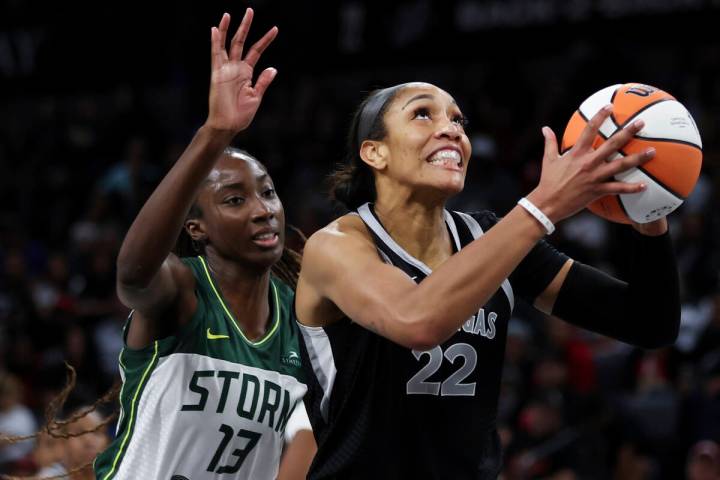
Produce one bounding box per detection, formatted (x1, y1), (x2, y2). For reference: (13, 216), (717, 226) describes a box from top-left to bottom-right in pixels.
(205, 8), (278, 134)
(527, 105), (656, 224)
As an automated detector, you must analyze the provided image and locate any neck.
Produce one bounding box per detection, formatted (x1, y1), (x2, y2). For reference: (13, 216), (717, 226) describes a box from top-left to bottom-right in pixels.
(204, 250), (272, 341)
(373, 194), (451, 270)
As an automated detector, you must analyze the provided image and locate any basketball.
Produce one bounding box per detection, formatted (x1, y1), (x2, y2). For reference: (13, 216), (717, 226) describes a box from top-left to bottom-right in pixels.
(561, 83), (703, 224)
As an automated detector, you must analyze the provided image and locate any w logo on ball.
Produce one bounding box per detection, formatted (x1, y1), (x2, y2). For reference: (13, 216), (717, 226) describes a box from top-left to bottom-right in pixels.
(626, 84), (657, 97)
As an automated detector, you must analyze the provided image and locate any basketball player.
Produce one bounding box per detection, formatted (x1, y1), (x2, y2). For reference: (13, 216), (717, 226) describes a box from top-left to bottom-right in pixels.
(295, 83), (680, 479)
(93, 10), (313, 480)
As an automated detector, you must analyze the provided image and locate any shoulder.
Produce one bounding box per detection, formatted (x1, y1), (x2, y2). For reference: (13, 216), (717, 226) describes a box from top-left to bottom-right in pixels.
(170, 254), (200, 291)
(304, 214), (375, 258)
(452, 209), (501, 230)
(301, 214), (381, 286)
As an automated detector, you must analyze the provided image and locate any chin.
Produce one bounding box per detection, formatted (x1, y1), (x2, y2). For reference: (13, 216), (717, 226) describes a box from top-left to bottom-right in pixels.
(432, 177), (466, 197)
(238, 244), (284, 273)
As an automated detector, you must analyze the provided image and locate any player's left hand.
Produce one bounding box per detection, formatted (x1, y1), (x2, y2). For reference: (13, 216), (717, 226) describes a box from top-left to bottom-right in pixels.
(631, 217), (668, 236)
(206, 8), (278, 134)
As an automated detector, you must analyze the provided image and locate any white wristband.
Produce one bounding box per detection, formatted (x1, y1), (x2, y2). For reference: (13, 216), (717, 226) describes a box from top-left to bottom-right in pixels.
(518, 197), (555, 235)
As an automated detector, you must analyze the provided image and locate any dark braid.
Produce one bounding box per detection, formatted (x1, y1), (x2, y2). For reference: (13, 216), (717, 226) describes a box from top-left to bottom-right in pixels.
(0, 363), (119, 480)
(271, 225), (306, 289)
(329, 86), (406, 211)
(0, 363), (79, 446)
(173, 201), (204, 258)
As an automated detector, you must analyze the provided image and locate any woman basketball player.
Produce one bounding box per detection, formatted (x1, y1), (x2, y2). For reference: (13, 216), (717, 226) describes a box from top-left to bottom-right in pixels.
(295, 83), (680, 479)
(93, 9), (314, 480)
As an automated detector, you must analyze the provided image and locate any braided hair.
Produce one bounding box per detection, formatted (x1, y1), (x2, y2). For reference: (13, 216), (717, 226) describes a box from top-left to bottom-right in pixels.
(0, 365), (119, 480)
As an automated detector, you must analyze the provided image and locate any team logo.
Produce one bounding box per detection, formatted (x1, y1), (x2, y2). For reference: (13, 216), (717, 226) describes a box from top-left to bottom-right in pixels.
(626, 84), (657, 97)
(206, 328), (230, 340)
(281, 350), (301, 367)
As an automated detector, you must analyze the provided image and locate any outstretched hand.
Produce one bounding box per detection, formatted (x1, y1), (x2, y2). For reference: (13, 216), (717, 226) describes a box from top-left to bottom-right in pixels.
(527, 106), (656, 224)
(206, 9), (278, 134)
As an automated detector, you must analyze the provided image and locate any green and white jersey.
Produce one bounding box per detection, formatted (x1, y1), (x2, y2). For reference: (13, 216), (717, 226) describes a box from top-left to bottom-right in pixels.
(95, 256), (307, 480)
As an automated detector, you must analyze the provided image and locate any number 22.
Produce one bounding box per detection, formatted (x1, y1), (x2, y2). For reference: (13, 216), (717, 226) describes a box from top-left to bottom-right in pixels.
(406, 343), (477, 396)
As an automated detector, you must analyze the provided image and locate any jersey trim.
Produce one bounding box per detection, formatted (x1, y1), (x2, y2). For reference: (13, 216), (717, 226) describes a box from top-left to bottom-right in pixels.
(357, 203), (514, 311)
(297, 324), (337, 423)
(453, 211), (515, 311)
(197, 256), (281, 347)
(102, 341), (159, 480)
(357, 203), (462, 275)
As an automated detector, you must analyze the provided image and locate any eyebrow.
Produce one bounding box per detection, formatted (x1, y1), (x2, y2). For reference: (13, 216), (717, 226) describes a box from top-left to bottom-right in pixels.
(217, 174), (268, 192)
(401, 94), (458, 110)
(217, 182), (246, 192)
(402, 94), (434, 110)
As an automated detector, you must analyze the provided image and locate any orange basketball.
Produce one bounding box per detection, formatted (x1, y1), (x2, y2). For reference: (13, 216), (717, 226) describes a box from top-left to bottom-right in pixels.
(561, 83), (703, 224)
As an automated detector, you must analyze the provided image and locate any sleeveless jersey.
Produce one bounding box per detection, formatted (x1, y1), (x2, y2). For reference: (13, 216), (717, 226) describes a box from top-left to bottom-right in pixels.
(95, 256), (307, 480)
(300, 204), (568, 480)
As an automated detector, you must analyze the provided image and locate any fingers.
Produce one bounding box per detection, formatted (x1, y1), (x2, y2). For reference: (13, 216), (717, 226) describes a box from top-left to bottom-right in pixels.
(210, 27), (223, 69)
(542, 126), (559, 161)
(217, 13), (231, 56)
(595, 180), (646, 196)
(243, 26), (278, 68)
(599, 148), (655, 178)
(211, 13), (231, 68)
(592, 119), (645, 163)
(229, 8), (254, 62)
(574, 105), (612, 153)
(254, 67), (278, 98)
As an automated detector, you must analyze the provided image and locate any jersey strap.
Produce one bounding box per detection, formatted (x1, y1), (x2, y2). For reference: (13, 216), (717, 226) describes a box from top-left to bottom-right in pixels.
(356, 203), (514, 311)
(451, 211), (515, 311)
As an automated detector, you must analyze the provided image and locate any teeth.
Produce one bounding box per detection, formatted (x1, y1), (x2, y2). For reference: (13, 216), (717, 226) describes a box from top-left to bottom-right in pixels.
(428, 149), (461, 167)
(255, 233), (275, 240)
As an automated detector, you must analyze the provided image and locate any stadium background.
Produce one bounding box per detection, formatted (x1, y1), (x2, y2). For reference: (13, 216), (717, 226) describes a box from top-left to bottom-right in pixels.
(2, 0), (720, 478)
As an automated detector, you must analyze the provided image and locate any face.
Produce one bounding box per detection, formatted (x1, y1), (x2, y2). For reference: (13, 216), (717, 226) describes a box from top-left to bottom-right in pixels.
(64, 412), (110, 468)
(188, 152), (285, 269)
(366, 83), (472, 199)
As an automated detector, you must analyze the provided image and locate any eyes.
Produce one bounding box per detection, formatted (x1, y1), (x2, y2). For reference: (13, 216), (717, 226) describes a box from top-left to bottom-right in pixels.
(262, 188), (277, 199)
(223, 187), (276, 206)
(412, 106), (468, 127)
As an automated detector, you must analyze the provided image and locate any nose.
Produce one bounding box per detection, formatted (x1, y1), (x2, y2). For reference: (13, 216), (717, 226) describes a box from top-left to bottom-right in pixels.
(434, 116), (462, 141)
(250, 196), (275, 223)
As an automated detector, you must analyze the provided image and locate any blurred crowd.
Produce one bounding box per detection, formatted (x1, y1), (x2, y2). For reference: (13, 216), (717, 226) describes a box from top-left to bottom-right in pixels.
(2, 1), (720, 478)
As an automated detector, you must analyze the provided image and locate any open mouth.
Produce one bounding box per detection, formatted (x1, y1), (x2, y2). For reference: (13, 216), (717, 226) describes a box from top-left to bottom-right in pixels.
(427, 148), (463, 172)
(251, 232), (279, 248)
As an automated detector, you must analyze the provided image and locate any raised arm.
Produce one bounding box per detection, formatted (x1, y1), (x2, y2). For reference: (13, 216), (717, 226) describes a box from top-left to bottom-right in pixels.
(298, 108), (656, 349)
(116, 9), (278, 340)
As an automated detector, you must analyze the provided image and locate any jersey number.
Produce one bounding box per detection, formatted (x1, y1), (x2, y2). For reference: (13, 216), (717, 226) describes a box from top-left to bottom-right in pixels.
(406, 343), (477, 396)
(207, 424), (261, 474)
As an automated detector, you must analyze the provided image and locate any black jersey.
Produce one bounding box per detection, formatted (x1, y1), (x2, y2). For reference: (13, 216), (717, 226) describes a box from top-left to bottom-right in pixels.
(299, 203), (568, 479)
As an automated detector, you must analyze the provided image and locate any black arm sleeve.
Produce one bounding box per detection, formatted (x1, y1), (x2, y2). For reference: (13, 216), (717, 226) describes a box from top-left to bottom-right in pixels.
(470, 211), (569, 303)
(552, 229), (680, 349)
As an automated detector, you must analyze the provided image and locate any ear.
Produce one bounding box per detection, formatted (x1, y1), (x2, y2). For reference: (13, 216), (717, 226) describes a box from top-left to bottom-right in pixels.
(359, 140), (388, 171)
(185, 219), (208, 244)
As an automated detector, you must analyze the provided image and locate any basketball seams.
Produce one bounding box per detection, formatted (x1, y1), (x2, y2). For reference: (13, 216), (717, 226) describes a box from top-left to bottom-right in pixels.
(615, 195), (632, 222)
(609, 87), (621, 127)
(616, 98), (674, 129)
(634, 165), (686, 200)
(571, 107), (701, 152)
(632, 136), (702, 151)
